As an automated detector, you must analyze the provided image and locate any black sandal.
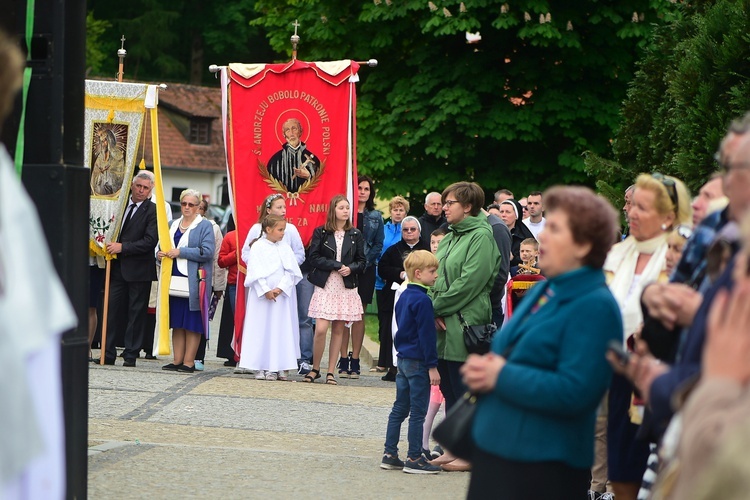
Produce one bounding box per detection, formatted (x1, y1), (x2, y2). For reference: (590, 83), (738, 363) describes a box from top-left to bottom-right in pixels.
(325, 372), (338, 385)
(303, 369), (321, 383)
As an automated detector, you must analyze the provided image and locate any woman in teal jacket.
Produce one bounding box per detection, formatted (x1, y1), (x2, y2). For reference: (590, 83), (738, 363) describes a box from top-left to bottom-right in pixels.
(431, 182), (500, 412)
(462, 186), (622, 499)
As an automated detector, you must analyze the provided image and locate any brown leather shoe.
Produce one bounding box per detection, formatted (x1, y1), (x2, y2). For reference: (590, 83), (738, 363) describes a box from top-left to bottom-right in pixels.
(441, 458), (472, 472)
(429, 453), (456, 466)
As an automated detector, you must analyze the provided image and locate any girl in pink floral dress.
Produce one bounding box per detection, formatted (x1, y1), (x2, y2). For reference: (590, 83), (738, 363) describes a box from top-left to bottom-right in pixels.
(305, 195), (366, 384)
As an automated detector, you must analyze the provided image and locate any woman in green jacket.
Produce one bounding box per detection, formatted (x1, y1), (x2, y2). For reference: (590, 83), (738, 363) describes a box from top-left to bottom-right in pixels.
(430, 182), (500, 468)
(430, 182), (500, 470)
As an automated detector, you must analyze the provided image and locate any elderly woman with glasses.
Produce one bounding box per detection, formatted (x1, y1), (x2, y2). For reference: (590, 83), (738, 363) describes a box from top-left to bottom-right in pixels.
(377, 216), (431, 380)
(603, 173), (692, 500)
(157, 189), (215, 373)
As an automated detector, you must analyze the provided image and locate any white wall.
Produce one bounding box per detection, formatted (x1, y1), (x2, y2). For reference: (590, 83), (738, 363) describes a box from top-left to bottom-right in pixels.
(161, 169), (227, 205)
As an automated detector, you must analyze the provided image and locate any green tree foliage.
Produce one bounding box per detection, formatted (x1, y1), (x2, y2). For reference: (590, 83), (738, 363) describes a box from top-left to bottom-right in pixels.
(252, 0), (679, 200)
(86, 0), (279, 83)
(607, 0), (750, 193)
(86, 11), (112, 77)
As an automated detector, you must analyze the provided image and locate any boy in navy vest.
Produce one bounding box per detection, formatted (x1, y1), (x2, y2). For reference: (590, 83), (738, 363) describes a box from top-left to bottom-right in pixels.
(380, 250), (442, 474)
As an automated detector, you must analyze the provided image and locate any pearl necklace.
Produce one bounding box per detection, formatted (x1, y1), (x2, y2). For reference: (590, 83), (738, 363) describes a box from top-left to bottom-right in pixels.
(179, 219), (193, 231)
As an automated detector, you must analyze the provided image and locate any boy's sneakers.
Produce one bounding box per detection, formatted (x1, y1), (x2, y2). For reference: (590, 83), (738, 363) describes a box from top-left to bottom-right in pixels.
(403, 456), (441, 474)
(431, 445), (444, 459)
(380, 454), (405, 470)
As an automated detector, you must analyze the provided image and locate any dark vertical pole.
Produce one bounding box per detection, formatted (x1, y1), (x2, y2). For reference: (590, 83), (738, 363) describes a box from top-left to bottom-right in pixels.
(5, 0), (89, 498)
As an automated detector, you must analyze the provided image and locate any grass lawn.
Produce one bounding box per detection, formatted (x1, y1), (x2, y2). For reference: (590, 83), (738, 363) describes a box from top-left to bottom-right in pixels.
(364, 313), (379, 344)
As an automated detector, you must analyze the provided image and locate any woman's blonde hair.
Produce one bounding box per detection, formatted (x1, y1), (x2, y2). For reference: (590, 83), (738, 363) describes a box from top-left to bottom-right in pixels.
(635, 174), (692, 228)
(389, 195), (410, 214)
(180, 188), (202, 204)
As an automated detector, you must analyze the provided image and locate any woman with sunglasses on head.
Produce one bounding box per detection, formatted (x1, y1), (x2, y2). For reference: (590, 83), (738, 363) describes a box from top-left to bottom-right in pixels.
(158, 189), (215, 373)
(603, 173), (692, 500)
(377, 216), (430, 381)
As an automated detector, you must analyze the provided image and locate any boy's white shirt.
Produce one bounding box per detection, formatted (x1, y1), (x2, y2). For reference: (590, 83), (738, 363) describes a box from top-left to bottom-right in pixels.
(390, 280), (410, 366)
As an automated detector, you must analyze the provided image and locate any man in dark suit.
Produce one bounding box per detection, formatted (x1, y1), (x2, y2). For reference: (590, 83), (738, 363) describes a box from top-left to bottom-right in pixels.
(97, 171), (158, 366)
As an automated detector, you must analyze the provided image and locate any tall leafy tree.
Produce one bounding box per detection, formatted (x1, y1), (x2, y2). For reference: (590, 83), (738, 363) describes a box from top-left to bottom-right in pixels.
(252, 0), (679, 199)
(611, 0), (750, 192)
(86, 0), (279, 83)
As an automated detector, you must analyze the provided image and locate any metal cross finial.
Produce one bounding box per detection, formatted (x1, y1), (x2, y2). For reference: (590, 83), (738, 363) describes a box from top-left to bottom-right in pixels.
(117, 35), (127, 82)
(290, 20), (300, 60)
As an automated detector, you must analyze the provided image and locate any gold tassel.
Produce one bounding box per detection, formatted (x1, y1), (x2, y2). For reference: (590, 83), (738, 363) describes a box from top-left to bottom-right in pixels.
(107, 109), (115, 123)
(138, 158), (146, 170)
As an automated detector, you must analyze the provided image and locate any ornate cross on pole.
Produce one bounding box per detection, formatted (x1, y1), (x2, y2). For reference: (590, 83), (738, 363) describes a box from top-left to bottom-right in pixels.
(290, 20), (300, 61)
(117, 35), (127, 82)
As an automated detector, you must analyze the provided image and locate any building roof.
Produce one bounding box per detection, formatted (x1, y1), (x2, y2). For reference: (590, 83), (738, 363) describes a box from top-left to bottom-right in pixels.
(142, 82), (226, 173)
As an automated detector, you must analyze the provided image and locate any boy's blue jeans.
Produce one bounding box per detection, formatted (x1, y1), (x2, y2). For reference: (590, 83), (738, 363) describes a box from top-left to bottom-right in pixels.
(383, 357), (430, 459)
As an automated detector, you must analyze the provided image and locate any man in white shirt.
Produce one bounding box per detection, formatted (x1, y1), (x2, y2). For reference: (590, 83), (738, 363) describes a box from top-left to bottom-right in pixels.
(523, 191), (546, 240)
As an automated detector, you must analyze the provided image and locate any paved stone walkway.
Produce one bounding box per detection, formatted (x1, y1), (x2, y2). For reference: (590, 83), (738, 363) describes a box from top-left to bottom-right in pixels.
(88, 321), (469, 498)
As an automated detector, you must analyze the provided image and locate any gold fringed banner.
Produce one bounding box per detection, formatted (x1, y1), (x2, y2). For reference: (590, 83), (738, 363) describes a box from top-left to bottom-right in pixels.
(86, 81), (149, 256)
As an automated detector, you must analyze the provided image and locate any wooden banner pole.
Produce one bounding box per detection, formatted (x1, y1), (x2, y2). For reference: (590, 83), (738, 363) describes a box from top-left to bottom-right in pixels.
(99, 259), (111, 364)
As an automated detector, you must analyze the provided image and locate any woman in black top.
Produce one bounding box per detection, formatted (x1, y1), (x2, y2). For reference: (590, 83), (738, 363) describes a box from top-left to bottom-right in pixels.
(304, 195), (366, 385)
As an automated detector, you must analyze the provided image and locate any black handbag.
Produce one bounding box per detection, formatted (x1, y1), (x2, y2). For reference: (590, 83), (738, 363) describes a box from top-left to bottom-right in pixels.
(458, 312), (496, 355)
(433, 391), (477, 460)
(432, 338), (518, 462)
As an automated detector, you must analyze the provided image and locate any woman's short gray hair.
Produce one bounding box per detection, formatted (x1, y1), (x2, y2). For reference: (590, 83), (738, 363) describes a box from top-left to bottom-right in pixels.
(180, 188), (201, 203)
(402, 215), (422, 233)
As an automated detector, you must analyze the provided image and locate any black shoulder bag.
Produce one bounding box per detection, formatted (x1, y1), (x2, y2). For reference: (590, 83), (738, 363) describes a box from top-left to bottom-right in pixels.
(433, 341), (517, 461)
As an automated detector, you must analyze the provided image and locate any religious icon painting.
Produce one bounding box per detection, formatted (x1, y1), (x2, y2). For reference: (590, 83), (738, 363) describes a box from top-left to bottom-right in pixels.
(90, 122), (129, 198)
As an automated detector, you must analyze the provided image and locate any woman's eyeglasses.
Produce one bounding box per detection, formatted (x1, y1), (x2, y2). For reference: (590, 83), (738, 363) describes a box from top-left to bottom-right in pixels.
(181, 202), (197, 208)
(443, 200), (460, 208)
(402, 227), (419, 233)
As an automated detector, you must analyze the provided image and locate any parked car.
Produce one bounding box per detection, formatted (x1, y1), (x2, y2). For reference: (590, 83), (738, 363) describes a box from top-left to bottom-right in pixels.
(219, 206), (234, 235)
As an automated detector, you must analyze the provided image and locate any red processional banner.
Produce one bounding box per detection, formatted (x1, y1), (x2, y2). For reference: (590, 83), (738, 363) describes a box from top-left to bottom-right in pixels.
(223, 59), (359, 245)
(221, 59), (360, 358)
